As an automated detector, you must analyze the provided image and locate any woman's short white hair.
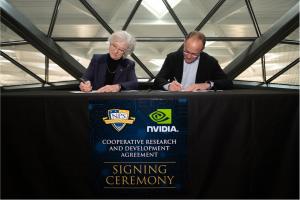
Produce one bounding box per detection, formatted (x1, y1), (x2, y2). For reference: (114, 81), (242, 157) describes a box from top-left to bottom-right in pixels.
(108, 31), (136, 57)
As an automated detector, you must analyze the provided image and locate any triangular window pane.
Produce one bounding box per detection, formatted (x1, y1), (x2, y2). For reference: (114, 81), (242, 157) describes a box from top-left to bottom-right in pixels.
(174, 0), (218, 33)
(48, 59), (75, 82)
(126, 0), (183, 37)
(52, 0), (110, 37)
(7, 0), (55, 34)
(1, 44), (45, 82)
(271, 64), (299, 85)
(286, 28), (299, 41)
(57, 41), (100, 68)
(0, 61), (40, 86)
(87, 0), (137, 31)
(133, 42), (182, 76)
(204, 41), (252, 69)
(250, 0), (298, 34)
(236, 60), (263, 82)
(201, 0), (256, 37)
(1, 23), (23, 42)
(265, 44), (299, 81)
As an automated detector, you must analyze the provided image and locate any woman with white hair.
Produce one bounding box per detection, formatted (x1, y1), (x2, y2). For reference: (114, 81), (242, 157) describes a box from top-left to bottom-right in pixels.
(79, 30), (137, 92)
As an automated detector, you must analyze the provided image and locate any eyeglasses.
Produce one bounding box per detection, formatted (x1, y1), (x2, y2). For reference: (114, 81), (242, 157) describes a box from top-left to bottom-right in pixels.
(110, 43), (126, 54)
(183, 50), (200, 58)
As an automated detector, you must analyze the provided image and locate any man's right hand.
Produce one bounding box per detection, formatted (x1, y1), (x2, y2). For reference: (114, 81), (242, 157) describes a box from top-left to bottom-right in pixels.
(79, 81), (92, 92)
(168, 80), (182, 91)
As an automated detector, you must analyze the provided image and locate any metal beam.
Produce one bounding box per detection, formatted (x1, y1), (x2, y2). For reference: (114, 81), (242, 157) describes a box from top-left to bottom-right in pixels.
(46, 0), (61, 84)
(79, 0), (113, 34)
(52, 37), (256, 42)
(162, 0), (187, 36)
(245, 0), (267, 84)
(194, 0), (226, 31)
(0, 0), (86, 80)
(47, 0), (61, 37)
(224, 3), (299, 79)
(245, 0), (261, 37)
(2, 38), (298, 46)
(122, 0), (142, 31)
(1, 40), (29, 46)
(131, 53), (155, 79)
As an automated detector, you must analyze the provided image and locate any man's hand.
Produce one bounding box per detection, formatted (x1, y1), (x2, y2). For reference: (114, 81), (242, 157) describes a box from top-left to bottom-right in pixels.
(97, 84), (121, 93)
(168, 80), (182, 91)
(79, 81), (92, 92)
(184, 83), (210, 91)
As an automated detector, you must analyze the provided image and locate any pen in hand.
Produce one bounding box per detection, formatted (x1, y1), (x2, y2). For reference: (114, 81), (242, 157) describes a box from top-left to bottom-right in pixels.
(79, 78), (87, 83)
(173, 77), (182, 86)
(172, 76), (182, 91)
(79, 78), (92, 92)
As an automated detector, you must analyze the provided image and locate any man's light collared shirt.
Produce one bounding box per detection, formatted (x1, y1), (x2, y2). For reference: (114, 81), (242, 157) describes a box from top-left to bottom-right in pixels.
(181, 57), (199, 90)
(163, 57), (200, 90)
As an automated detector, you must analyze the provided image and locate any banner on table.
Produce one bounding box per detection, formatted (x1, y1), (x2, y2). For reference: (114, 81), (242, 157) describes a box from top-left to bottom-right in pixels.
(89, 99), (188, 194)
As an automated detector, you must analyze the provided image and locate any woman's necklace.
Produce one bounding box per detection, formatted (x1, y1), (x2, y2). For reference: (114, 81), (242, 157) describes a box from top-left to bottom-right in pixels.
(107, 64), (116, 74)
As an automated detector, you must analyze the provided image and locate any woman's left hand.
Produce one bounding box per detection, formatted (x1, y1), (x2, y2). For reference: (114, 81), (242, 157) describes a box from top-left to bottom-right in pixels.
(97, 84), (121, 93)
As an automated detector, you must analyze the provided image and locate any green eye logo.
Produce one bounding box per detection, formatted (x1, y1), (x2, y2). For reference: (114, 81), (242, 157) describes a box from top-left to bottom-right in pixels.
(149, 109), (172, 124)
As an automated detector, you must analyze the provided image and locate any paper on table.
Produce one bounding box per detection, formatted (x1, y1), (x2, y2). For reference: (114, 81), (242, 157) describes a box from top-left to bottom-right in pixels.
(69, 90), (98, 93)
(192, 89), (223, 92)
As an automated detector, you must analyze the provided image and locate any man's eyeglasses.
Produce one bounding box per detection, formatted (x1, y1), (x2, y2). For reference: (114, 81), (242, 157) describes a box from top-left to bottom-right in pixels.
(183, 50), (200, 58)
(110, 43), (126, 54)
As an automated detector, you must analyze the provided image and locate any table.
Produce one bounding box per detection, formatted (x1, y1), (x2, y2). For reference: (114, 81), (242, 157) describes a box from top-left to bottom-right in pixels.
(2, 89), (299, 198)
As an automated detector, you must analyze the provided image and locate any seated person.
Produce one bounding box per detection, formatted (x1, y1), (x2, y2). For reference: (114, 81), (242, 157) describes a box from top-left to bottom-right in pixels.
(79, 30), (138, 92)
(154, 31), (233, 91)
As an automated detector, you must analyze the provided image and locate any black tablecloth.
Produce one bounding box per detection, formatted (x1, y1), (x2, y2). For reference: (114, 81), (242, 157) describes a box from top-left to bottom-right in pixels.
(2, 89), (299, 198)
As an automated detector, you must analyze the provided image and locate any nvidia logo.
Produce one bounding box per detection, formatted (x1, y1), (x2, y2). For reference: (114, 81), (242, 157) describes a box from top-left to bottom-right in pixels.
(149, 109), (172, 124)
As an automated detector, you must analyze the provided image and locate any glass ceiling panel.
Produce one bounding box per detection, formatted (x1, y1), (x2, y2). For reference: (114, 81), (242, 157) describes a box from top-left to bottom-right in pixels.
(0, 61), (40, 86)
(286, 27), (299, 41)
(173, 0), (218, 33)
(271, 64), (299, 85)
(201, 0), (256, 37)
(57, 41), (97, 68)
(1, 44), (45, 81)
(133, 42), (182, 76)
(52, 0), (110, 37)
(204, 41), (251, 69)
(87, 0), (136, 31)
(6, 0), (55, 34)
(265, 44), (299, 81)
(1, 23), (23, 42)
(126, 0), (183, 37)
(236, 59), (263, 82)
(48, 59), (75, 82)
(250, 0), (298, 34)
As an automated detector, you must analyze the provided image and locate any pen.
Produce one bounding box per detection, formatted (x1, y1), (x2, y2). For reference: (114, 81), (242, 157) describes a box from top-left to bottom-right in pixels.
(79, 78), (87, 83)
(173, 77), (183, 89)
(79, 78), (92, 87)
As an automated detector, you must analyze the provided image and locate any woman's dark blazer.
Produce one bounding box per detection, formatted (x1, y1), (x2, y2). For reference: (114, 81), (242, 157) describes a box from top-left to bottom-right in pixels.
(82, 54), (138, 90)
(154, 50), (233, 90)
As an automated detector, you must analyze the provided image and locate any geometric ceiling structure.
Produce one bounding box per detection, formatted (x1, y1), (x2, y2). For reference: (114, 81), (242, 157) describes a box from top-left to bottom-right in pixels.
(1, 0), (299, 90)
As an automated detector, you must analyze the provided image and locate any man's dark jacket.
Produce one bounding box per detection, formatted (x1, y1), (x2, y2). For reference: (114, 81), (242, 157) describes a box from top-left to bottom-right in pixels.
(154, 50), (233, 90)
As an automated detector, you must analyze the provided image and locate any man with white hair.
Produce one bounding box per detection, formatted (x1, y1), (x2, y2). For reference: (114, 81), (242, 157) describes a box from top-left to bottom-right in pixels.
(79, 30), (137, 92)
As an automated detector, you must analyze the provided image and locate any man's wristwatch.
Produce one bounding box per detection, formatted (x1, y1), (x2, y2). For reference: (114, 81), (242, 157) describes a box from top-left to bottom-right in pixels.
(206, 81), (214, 89)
